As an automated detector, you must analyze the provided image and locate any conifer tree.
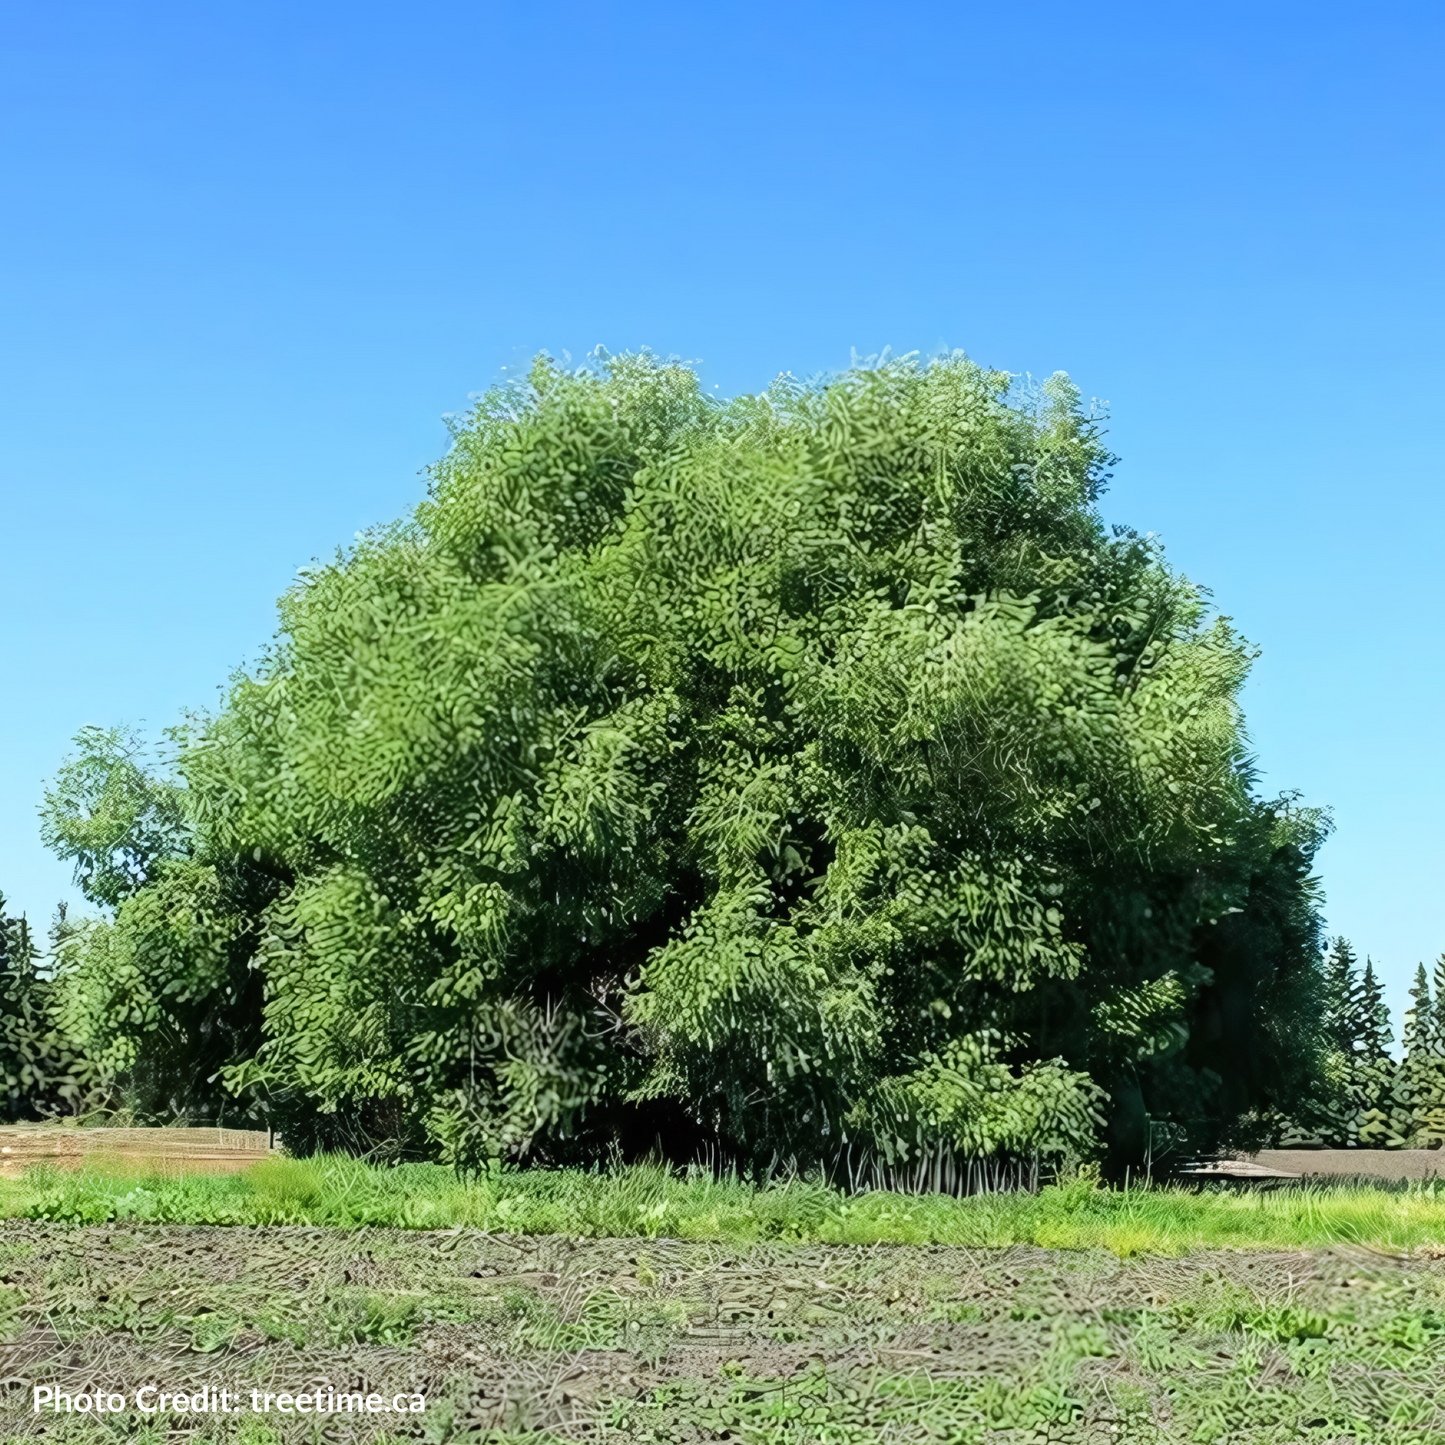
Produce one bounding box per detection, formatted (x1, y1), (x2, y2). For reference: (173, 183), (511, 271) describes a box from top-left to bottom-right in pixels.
(0, 892), (95, 1120)
(1322, 937), (1358, 1054)
(1415, 952), (1445, 1147)
(1353, 958), (1396, 1145)
(1394, 964), (1445, 1147)
(1314, 936), (1360, 1145)
(1432, 954), (1445, 1058)
(1395, 963), (1428, 1143)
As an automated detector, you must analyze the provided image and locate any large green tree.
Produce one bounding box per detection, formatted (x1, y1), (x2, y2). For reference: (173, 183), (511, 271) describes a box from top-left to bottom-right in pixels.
(47, 351), (1329, 1172)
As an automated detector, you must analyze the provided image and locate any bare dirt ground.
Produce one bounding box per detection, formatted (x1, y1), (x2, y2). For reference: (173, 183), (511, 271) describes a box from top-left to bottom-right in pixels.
(4, 1222), (1445, 1442)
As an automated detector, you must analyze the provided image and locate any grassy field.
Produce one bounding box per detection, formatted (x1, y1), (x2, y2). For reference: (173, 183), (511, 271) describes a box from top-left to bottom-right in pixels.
(6, 1155), (1445, 1255)
(7, 1160), (1445, 1442)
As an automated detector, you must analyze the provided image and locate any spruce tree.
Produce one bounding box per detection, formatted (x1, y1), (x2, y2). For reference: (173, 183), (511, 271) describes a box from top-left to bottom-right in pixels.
(1314, 936), (1360, 1146)
(1322, 937), (1358, 1054)
(0, 892), (95, 1120)
(1432, 954), (1445, 1059)
(1392, 965), (1443, 1146)
(1353, 958), (1396, 1145)
(1414, 953), (1445, 1147)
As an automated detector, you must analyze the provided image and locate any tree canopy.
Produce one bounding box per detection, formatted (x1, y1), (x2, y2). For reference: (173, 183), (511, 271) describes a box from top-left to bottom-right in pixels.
(42, 351), (1330, 1173)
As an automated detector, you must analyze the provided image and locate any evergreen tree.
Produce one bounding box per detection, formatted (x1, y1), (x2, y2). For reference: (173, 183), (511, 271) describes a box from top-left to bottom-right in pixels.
(1432, 954), (1445, 1058)
(1322, 938), (1358, 1052)
(1393, 964), (1445, 1147)
(1353, 958), (1396, 1145)
(1291, 942), (1445, 1151)
(1414, 952), (1445, 1147)
(0, 892), (95, 1121)
(1313, 936), (1361, 1146)
(1360, 959), (1393, 1058)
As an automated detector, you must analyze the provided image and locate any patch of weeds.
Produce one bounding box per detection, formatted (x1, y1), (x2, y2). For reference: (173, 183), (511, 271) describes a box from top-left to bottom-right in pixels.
(1204, 1293), (1343, 1343)
(1128, 1312), (1209, 1373)
(322, 1291), (424, 1347)
(1049, 1319), (1115, 1360)
(501, 1285), (542, 1319)
(603, 1367), (1089, 1443)
(256, 1308), (309, 1347)
(627, 1294), (694, 1362)
(928, 1299), (984, 1322)
(0, 1283), (22, 1340)
(112, 1187), (160, 1220)
(184, 1306), (240, 1353)
(1372, 1308), (1445, 1348)
(235, 1422), (285, 1445)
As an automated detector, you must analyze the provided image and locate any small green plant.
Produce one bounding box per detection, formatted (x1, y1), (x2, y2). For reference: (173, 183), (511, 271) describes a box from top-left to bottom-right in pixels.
(324, 1292), (422, 1347)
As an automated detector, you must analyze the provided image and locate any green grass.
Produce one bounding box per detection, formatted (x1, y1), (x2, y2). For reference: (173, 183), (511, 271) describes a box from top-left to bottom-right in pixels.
(4, 1155), (1445, 1254)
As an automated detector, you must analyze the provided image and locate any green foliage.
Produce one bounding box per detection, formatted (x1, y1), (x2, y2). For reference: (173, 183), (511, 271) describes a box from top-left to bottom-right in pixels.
(1392, 963), (1445, 1147)
(12, 1154), (1445, 1255)
(36, 731), (273, 1126)
(867, 1029), (1105, 1164)
(47, 350), (1329, 1169)
(1291, 940), (1445, 1150)
(0, 896), (96, 1120)
(48, 858), (273, 1126)
(39, 726), (190, 910)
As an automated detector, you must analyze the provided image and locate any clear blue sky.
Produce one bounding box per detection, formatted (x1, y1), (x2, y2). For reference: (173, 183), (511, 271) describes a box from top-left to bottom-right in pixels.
(2, 2), (1441, 1034)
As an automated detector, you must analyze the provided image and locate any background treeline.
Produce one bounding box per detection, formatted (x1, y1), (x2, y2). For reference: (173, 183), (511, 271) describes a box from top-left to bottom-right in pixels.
(1307, 938), (1445, 1148)
(0, 897), (96, 1122)
(0, 351), (1376, 1180)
